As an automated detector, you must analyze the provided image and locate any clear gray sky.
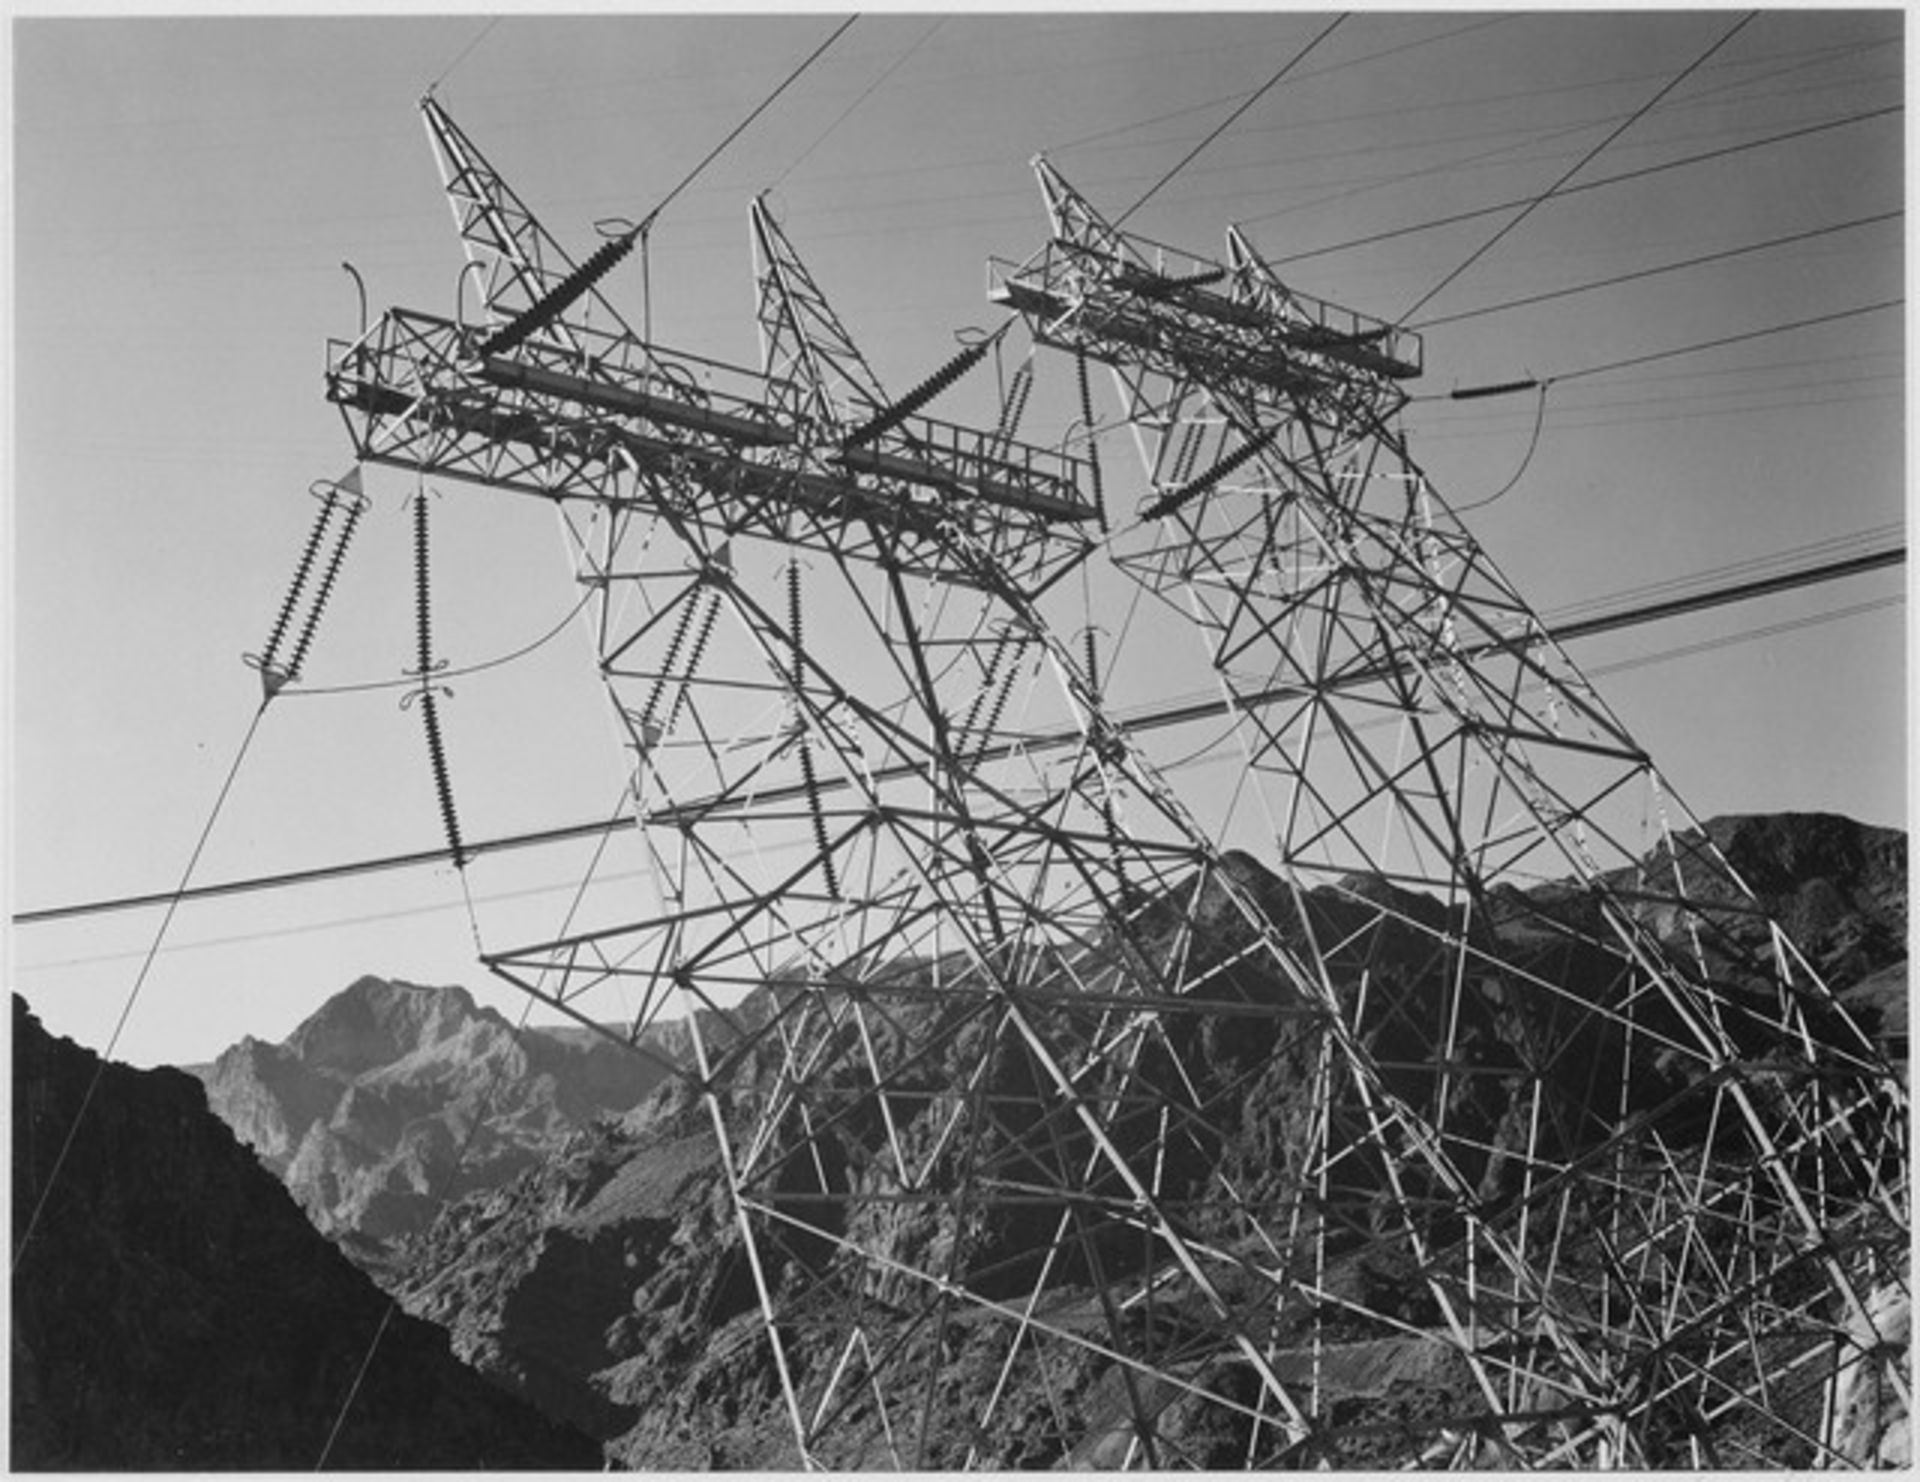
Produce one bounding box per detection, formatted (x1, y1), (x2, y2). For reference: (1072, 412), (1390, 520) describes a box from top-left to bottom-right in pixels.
(9, 9), (1906, 1068)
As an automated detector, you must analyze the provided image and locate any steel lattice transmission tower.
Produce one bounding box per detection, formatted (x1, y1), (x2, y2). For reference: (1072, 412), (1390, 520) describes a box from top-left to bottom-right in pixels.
(318, 94), (1906, 1467)
(323, 99), (1572, 1469)
(984, 159), (1910, 1466)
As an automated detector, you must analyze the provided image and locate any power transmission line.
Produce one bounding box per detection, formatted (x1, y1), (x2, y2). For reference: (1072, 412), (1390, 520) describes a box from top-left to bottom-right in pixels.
(11, 702), (272, 1274)
(1587, 594), (1899, 682)
(14, 540), (1901, 930)
(1556, 299), (1902, 383)
(648, 15), (859, 233)
(1262, 105), (1898, 265)
(1407, 209), (1898, 331)
(1047, 15), (1510, 156)
(1213, 44), (1894, 242)
(1552, 522), (1901, 617)
(1399, 11), (1756, 321)
(772, 17), (942, 190)
(427, 17), (502, 93)
(1115, 14), (1347, 226)
(1544, 545), (1900, 641)
(1425, 297), (1902, 402)
(21, 582), (1900, 976)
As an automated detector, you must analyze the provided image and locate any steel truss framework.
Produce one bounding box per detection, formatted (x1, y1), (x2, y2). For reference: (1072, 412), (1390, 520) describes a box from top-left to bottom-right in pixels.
(320, 99), (1908, 1468)
(986, 159), (1910, 1466)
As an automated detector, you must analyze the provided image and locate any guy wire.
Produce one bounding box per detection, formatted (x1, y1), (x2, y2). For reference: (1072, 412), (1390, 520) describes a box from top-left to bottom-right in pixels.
(773, 16), (942, 191)
(428, 17), (502, 94)
(649, 15), (859, 233)
(12, 698), (273, 1277)
(1117, 13), (1347, 228)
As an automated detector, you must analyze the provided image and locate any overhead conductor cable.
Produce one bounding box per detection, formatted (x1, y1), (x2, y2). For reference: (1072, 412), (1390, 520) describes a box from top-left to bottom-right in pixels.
(1115, 13), (1349, 226)
(1270, 105), (1900, 269)
(15, 465), (372, 1276)
(1398, 11), (1758, 321)
(13, 546), (1904, 930)
(1434, 299), (1901, 402)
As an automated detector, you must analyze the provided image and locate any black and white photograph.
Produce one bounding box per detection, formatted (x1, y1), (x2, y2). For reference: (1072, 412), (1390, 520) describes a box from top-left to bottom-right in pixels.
(9, 8), (1908, 1469)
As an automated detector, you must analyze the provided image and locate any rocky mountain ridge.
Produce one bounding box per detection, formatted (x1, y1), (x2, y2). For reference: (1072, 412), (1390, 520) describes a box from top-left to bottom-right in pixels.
(157, 812), (1905, 1466)
(193, 975), (693, 1263)
(376, 812), (1908, 1466)
(10, 996), (599, 1469)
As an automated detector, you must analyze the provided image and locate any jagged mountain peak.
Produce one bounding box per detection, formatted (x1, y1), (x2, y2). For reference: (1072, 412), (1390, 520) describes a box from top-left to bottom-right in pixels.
(195, 975), (680, 1255)
(284, 975), (507, 1076)
(1697, 810), (1905, 896)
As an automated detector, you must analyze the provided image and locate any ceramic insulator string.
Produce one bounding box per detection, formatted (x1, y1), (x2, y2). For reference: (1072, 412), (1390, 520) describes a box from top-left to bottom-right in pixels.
(258, 484), (339, 679)
(1131, 264), (1226, 299)
(1450, 377), (1541, 402)
(478, 229), (637, 359)
(640, 593), (702, 735)
(1143, 430), (1277, 520)
(788, 563), (839, 901)
(662, 591), (720, 737)
(992, 360), (1034, 451)
(969, 637), (1026, 768)
(959, 627), (1013, 746)
(1170, 423), (1206, 485)
(413, 496), (434, 679)
(420, 691), (466, 870)
(839, 336), (992, 451)
(410, 494), (467, 870)
(283, 496), (365, 685)
(1081, 627), (1129, 896)
(1075, 350), (1108, 533)
(470, 17), (855, 364)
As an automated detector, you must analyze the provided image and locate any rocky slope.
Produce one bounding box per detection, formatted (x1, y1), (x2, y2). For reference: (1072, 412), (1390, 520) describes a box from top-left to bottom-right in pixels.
(10, 996), (599, 1470)
(377, 811), (1906, 1466)
(193, 975), (687, 1262)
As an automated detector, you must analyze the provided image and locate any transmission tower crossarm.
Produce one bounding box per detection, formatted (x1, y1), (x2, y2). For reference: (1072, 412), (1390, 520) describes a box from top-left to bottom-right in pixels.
(991, 162), (1422, 403)
(326, 303), (1096, 543)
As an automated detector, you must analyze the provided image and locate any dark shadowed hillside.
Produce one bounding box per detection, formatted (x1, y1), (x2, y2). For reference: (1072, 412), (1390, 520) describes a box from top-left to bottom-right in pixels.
(10, 997), (599, 1470)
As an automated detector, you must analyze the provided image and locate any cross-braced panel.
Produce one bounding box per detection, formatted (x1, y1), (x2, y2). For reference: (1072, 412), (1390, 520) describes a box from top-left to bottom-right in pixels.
(337, 104), (1624, 1468)
(322, 96), (1907, 1470)
(989, 158), (1909, 1468)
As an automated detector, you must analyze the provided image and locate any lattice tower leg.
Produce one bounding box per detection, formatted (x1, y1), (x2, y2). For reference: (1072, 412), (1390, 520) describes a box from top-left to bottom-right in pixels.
(1077, 322), (1907, 1469)
(467, 435), (1680, 1466)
